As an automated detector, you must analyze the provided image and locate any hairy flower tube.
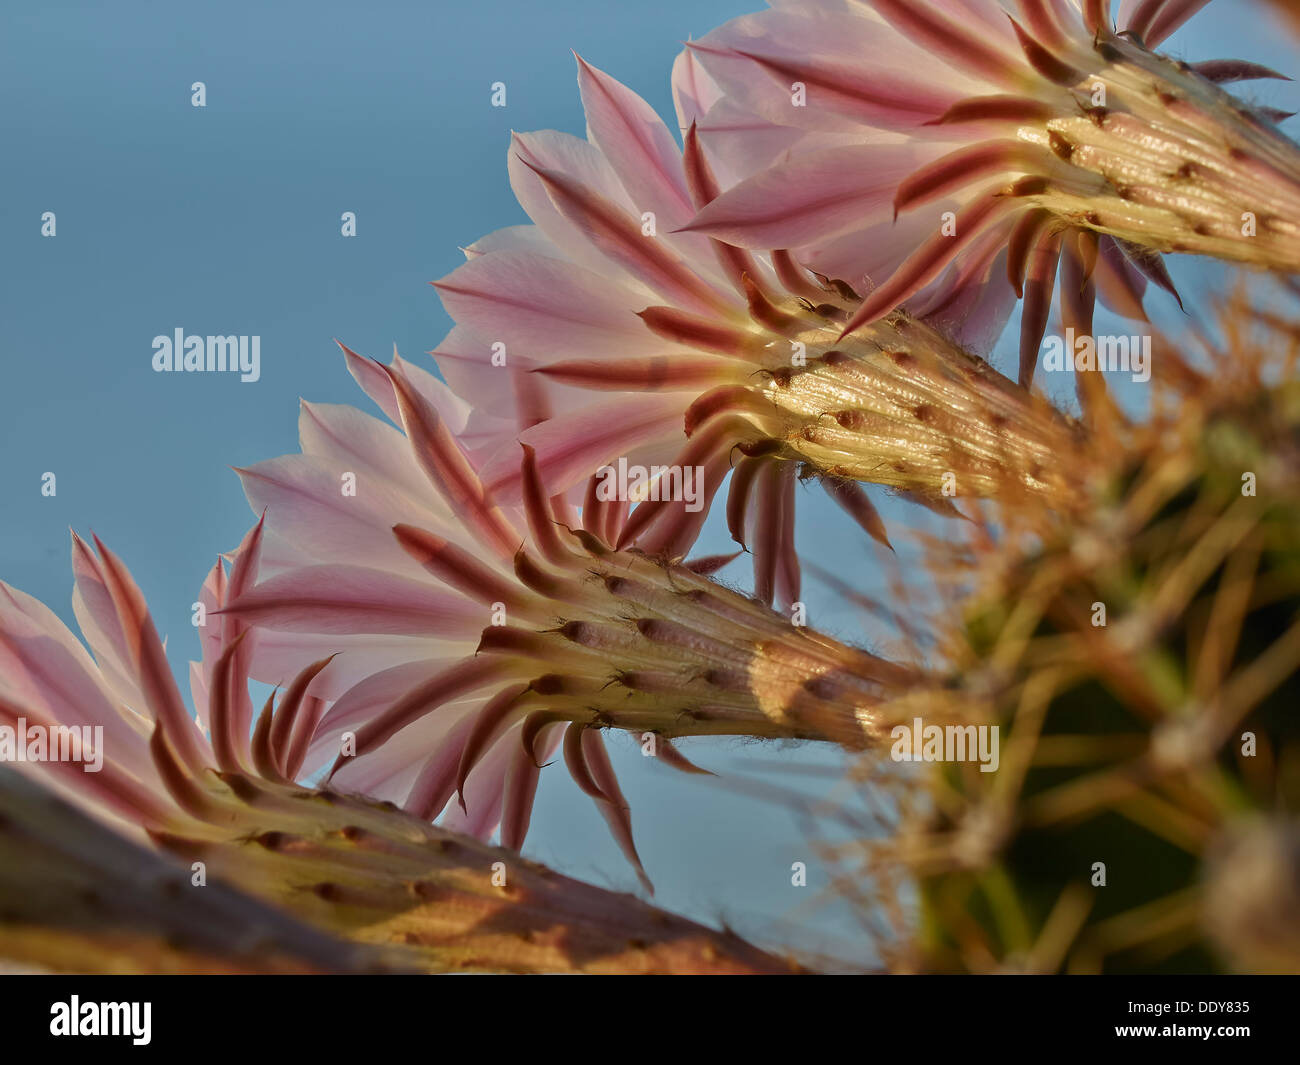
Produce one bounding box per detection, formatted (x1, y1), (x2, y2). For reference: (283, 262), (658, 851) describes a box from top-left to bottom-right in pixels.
(431, 56), (1079, 604)
(686, 0), (1300, 399)
(0, 534), (799, 973)
(225, 343), (927, 889)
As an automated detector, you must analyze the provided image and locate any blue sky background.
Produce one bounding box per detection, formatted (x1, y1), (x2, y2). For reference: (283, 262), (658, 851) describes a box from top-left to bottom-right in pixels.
(2, 1), (1297, 965)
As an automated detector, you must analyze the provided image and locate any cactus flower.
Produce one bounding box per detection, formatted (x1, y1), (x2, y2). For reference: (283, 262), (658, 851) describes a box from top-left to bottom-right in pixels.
(227, 343), (922, 889)
(433, 55), (1078, 605)
(0, 534), (802, 973)
(686, 0), (1300, 396)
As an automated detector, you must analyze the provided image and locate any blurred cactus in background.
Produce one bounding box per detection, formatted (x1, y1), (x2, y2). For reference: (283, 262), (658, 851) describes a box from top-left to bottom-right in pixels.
(842, 288), (1300, 973)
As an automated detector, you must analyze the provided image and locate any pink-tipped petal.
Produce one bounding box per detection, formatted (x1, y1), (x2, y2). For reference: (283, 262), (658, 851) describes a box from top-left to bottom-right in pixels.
(1019, 228), (1064, 388)
(1144, 0), (1213, 46)
(453, 683), (532, 811)
(380, 360), (521, 559)
(870, 0), (1022, 83)
(221, 564), (485, 637)
(840, 189), (1020, 337)
(346, 657), (507, 761)
(575, 54), (697, 233)
(518, 157), (734, 317)
(683, 143), (928, 253)
(391, 523), (525, 610)
(90, 535), (206, 774)
(823, 477), (894, 551)
(267, 655), (336, 778)
(579, 727), (654, 894)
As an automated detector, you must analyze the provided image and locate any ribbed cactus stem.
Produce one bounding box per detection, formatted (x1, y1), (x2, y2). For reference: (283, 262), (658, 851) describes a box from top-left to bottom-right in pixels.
(146, 769), (800, 974)
(0, 768), (402, 974)
(1033, 35), (1300, 268)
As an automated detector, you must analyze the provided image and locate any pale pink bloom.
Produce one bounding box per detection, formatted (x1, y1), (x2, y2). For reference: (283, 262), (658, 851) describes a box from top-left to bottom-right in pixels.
(433, 56), (1068, 604)
(226, 344), (913, 888)
(0, 541), (789, 971)
(685, 0), (1300, 397)
(0, 525), (323, 842)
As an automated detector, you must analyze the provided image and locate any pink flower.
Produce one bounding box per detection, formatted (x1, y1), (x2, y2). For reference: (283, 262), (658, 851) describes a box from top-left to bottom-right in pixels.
(226, 343), (915, 888)
(0, 538), (792, 972)
(0, 525), (319, 841)
(433, 55), (1072, 604)
(685, 0), (1300, 399)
